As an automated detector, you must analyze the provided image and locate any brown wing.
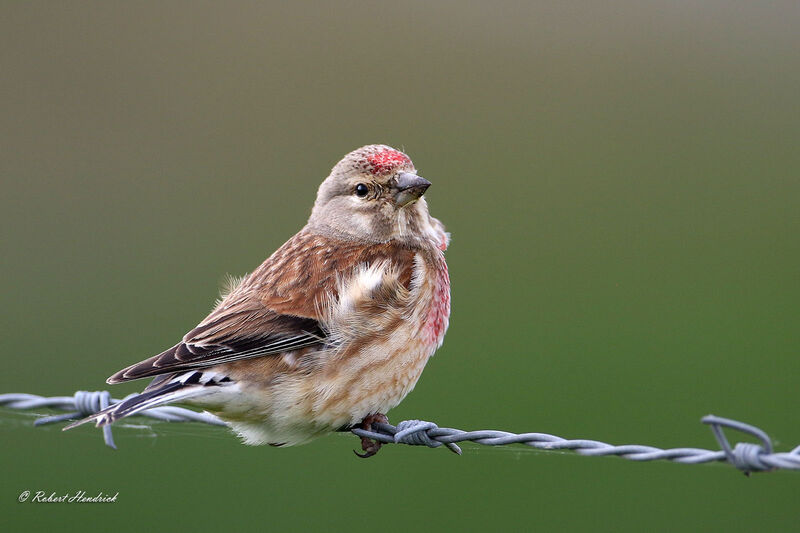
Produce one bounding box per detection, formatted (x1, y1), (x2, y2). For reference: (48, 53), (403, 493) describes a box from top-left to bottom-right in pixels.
(107, 230), (417, 384)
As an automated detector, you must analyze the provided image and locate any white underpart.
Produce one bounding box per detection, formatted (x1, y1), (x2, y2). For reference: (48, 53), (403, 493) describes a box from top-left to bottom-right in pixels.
(333, 261), (388, 315)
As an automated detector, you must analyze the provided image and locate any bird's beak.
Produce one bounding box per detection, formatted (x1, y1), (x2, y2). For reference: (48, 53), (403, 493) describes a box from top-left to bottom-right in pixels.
(394, 172), (431, 207)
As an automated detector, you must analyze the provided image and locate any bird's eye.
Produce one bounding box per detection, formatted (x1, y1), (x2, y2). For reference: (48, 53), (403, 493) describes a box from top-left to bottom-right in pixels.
(354, 183), (369, 197)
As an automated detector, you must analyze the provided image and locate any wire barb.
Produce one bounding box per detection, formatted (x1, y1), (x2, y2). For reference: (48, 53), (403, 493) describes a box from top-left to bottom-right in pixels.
(0, 391), (226, 450)
(2, 391), (800, 472)
(701, 415), (781, 474)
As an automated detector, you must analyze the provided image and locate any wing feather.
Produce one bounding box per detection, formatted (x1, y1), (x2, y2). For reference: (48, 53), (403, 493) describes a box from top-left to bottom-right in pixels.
(107, 230), (418, 384)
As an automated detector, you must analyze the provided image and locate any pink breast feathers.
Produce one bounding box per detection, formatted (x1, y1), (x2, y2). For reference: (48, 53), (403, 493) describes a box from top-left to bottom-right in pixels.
(424, 257), (451, 348)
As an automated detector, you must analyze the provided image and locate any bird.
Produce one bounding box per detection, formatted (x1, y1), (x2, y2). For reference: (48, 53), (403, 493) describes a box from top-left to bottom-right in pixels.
(64, 144), (451, 457)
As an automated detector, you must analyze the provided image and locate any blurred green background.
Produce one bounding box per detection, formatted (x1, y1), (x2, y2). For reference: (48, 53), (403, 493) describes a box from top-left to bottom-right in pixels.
(2, 1), (798, 531)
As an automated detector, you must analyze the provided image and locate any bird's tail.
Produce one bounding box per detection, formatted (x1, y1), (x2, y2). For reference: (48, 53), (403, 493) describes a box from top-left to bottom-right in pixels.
(63, 372), (213, 431)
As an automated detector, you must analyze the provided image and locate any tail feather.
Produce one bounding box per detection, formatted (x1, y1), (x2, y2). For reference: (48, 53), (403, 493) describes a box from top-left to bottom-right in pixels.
(63, 373), (211, 431)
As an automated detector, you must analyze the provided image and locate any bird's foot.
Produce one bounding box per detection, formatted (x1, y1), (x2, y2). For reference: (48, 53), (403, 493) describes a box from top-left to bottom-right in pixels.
(354, 413), (389, 458)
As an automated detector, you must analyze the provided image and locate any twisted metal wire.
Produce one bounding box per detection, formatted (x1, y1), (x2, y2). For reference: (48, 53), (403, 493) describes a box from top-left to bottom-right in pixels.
(2, 391), (799, 473)
(0, 391), (225, 449)
(352, 416), (800, 473)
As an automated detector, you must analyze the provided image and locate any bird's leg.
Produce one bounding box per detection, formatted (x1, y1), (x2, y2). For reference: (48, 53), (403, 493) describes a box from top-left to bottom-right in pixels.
(354, 413), (389, 458)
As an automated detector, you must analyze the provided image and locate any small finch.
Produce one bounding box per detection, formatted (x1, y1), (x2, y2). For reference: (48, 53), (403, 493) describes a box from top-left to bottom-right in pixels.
(65, 145), (450, 456)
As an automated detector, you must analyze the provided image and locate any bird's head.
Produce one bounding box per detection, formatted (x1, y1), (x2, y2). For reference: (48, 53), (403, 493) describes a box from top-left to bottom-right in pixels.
(308, 145), (445, 247)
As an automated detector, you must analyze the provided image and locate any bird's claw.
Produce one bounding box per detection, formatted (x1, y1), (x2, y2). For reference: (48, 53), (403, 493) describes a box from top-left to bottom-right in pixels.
(354, 436), (382, 458)
(353, 413), (389, 458)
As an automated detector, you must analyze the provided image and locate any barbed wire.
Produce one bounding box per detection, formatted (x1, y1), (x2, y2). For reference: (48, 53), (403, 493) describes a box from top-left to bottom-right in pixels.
(0, 391), (225, 449)
(2, 390), (798, 474)
(353, 417), (800, 474)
